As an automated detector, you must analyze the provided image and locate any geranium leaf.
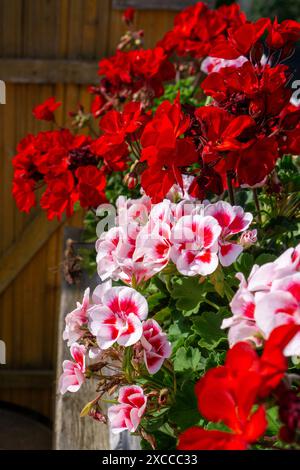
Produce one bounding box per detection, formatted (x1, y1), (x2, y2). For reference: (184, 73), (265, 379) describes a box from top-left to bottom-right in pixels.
(192, 309), (230, 351)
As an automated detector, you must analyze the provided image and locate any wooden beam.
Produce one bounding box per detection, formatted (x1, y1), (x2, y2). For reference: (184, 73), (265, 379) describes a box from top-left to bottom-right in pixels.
(0, 369), (53, 389)
(112, 0), (215, 10)
(0, 59), (99, 85)
(0, 211), (64, 295)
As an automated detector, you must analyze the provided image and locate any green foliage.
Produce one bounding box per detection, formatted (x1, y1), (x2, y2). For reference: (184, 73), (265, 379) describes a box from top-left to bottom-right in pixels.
(153, 77), (202, 110)
(170, 276), (214, 315)
(192, 309), (229, 351)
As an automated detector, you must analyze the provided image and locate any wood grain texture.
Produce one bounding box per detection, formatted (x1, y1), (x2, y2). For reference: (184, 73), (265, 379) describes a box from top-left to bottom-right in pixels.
(0, 59), (99, 84)
(113, 0), (215, 9)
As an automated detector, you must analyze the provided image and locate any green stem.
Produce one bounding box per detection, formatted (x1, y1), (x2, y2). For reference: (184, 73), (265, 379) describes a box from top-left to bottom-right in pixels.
(204, 298), (219, 311)
(253, 189), (262, 224)
(226, 172), (235, 205)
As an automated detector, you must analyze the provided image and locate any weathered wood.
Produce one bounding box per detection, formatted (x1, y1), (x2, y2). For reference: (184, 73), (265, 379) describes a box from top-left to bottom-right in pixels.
(0, 370), (53, 389)
(113, 0), (215, 10)
(0, 59), (99, 85)
(0, 211), (64, 295)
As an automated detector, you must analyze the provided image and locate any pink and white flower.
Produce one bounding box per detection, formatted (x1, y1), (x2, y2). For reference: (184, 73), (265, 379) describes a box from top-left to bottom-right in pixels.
(255, 273), (300, 355)
(205, 201), (253, 266)
(141, 319), (172, 374)
(59, 343), (86, 394)
(201, 55), (248, 74)
(89, 286), (148, 349)
(170, 214), (221, 276)
(108, 385), (147, 434)
(63, 288), (90, 346)
(222, 243), (300, 354)
(240, 229), (257, 247)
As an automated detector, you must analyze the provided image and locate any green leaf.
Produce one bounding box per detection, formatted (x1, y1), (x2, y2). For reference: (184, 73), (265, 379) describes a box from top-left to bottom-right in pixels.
(234, 252), (254, 277)
(209, 266), (225, 297)
(192, 309), (229, 351)
(266, 406), (280, 435)
(169, 382), (200, 430)
(173, 346), (203, 372)
(147, 292), (167, 312)
(153, 306), (172, 323)
(171, 277), (213, 315)
(255, 253), (277, 266)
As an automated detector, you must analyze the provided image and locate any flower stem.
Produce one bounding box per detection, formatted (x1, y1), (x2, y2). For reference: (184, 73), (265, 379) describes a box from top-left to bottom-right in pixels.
(253, 188), (262, 224)
(226, 172), (235, 205)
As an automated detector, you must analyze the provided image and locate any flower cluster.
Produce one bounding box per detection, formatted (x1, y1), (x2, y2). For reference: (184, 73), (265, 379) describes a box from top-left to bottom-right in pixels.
(90, 46), (175, 115)
(178, 323), (300, 450)
(158, 3), (246, 58)
(60, 280), (171, 430)
(12, 127), (107, 219)
(96, 196), (253, 284)
(223, 243), (300, 354)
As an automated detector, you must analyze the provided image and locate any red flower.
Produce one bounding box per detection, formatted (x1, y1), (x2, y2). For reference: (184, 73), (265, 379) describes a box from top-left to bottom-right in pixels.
(178, 324), (300, 450)
(202, 62), (290, 118)
(76, 166), (107, 209)
(40, 171), (78, 220)
(12, 177), (36, 213)
(122, 7), (135, 25)
(266, 18), (300, 50)
(32, 97), (61, 121)
(158, 2), (246, 58)
(90, 94), (107, 118)
(140, 96), (198, 202)
(195, 105), (255, 166)
(92, 102), (149, 171)
(210, 18), (270, 59)
(237, 136), (278, 187)
(98, 47), (175, 100)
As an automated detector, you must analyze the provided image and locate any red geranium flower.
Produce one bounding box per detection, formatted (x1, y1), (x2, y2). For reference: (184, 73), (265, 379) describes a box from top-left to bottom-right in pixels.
(92, 102), (149, 171)
(237, 136), (279, 187)
(76, 166), (107, 209)
(122, 7), (135, 25)
(140, 96), (198, 202)
(32, 97), (61, 121)
(178, 324), (300, 450)
(266, 18), (300, 50)
(210, 18), (270, 59)
(40, 171), (78, 220)
(158, 2), (246, 58)
(195, 105), (255, 164)
(202, 62), (290, 118)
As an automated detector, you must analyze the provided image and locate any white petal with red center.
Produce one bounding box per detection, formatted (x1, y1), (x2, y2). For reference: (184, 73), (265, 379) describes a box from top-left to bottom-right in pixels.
(219, 241), (243, 267)
(227, 319), (262, 347)
(103, 286), (148, 321)
(92, 280), (112, 304)
(271, 273), (300, 302)
(205, 201), (235, 232)
(176, 249), (219, 276)
(255, 291), (299, 337)
(229, 206), (253, 234)
(118, 385), (144, 404)
(284, 331), (300, 356)
(108, 404), (131, 434)
(117, 313), (143, 347)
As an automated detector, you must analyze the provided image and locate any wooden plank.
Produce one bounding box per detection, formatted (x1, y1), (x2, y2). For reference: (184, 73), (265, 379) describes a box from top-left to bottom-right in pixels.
(0, 59), (99, 85)
(112, 0), (214, 10)
(0, 370), (53, 389)
(0, 211), (64, 295)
